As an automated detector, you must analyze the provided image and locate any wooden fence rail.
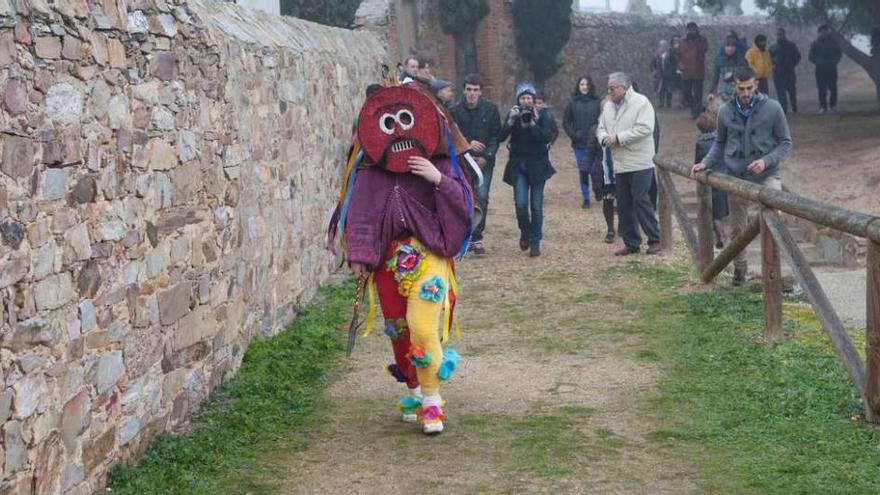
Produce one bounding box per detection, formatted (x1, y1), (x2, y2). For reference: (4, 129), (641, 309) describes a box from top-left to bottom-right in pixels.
(653, 155), (880, 423)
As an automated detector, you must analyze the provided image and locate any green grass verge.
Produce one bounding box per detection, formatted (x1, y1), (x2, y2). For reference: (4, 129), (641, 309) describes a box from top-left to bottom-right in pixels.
(107, 281), (352, 495)
(619, 263), (880, 494)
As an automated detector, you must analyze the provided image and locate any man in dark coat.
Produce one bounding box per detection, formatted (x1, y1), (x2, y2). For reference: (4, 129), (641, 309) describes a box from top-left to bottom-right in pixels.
(449, 73), (502, 255)
(678, 21), (710, 119)
(809, 24), (843, 114)
(769, 27), (802, 114)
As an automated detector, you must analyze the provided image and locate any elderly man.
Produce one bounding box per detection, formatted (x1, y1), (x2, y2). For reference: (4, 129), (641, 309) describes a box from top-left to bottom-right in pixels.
(597, 72), (661, 256)
(693, 66), (792, 285)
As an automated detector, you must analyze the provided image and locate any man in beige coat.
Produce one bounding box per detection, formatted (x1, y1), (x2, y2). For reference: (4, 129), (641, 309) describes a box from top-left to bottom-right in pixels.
(596, 72), (661, 256)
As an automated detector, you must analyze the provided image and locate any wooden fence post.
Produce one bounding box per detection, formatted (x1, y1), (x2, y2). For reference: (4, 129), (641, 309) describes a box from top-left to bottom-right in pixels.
(761, 209), (783, 343)
(659, 171), (673, 252)
(697, 181), (714, 275)
(866, 240), (880, 423)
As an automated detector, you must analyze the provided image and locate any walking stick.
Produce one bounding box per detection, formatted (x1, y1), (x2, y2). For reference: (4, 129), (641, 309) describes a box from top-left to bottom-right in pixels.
(346, 274), (368, 357)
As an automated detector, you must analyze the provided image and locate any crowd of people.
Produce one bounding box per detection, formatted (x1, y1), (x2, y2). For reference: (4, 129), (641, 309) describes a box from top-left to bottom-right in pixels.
(650, 22), (844, 116)
(333, 22), (800, 436)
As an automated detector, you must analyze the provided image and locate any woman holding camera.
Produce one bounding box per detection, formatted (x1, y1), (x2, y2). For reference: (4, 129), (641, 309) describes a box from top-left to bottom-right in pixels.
(499, 82), (556, 257)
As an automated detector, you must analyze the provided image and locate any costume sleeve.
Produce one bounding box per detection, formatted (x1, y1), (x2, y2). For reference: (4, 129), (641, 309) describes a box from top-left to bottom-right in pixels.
(616, 100), (655, 147)
(485, 105), (502, 161)
(344, 168), (384, 268)
(434, 159), (473, 254)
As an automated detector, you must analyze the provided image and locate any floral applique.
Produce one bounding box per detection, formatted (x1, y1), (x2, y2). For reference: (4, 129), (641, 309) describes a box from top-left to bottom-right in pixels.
(383, 318), (408, 340)
(407, 346), (432, 368)
(419, 276), (446, 303)
(386, 242), (426, 296)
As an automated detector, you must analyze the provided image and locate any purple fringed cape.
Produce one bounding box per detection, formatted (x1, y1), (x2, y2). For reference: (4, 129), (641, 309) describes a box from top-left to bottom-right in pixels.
(344, 158), (473, 269)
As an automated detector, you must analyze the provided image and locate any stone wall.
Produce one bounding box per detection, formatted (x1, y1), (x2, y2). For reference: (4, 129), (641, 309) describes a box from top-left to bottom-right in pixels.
(0, 1), (384, 493)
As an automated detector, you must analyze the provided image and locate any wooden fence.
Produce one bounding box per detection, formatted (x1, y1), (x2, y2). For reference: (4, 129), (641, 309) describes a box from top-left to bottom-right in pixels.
(653, 155), (880, 423)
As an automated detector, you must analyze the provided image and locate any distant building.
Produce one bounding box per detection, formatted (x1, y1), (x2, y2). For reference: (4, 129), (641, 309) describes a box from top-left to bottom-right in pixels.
(232, 0), (280, 16)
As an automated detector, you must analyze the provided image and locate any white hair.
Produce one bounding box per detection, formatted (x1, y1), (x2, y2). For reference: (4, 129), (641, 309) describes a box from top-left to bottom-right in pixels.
(608, 72), (631, 89)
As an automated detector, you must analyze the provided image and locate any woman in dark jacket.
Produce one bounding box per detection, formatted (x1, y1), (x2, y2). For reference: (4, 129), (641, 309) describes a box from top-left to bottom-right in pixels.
(500, 82), (556, 257)
(562, 75), (600, 208)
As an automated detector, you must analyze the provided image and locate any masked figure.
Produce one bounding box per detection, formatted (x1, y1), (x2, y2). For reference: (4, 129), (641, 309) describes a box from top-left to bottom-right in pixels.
(328, 83), (473, 435)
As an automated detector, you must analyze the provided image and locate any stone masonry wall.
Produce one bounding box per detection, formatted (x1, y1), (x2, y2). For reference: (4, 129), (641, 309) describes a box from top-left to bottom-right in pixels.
(0, 1), (384, 493)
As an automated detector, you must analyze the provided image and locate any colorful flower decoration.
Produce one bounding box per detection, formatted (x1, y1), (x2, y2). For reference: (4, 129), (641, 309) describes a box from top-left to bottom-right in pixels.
(419, 276), (446, 303)
(407, 346), (432, 369)
(396, 395), (423, 415)
(437, 348), (460, 381)
(386, 242), (426, 296)
(383, 318), (408, 340)
(386, 363), (408, 383)
(416, 405), (445, 423)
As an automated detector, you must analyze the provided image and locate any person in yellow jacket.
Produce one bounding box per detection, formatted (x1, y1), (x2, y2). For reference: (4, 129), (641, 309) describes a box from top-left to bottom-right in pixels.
(745, 34), (774, 94)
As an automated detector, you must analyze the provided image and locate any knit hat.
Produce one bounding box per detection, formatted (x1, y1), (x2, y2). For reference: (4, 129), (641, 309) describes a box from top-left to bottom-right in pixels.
(429, 79), (452, 96)
(515, 81), (537, 101)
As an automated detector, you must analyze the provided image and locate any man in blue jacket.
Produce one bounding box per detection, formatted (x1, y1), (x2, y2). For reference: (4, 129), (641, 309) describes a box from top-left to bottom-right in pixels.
(692, 66), (792, 285)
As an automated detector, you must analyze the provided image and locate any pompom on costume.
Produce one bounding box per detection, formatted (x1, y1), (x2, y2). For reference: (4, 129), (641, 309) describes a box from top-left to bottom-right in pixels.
(327, 80), (473, 434)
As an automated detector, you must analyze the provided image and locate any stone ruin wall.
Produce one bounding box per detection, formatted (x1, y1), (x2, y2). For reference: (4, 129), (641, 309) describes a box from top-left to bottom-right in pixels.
(0, 0), (384, 493)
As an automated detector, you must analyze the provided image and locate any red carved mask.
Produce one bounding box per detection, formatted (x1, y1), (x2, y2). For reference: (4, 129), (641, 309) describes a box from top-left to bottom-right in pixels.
(357, 85), (441, 173)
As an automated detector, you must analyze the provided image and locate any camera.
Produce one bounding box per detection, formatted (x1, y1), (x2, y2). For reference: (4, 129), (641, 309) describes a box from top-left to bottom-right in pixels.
(520, 107), (534, 124)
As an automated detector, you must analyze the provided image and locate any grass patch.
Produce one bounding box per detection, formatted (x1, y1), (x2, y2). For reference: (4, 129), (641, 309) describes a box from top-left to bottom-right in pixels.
(619, 262), (880, 494)
(505, 406), (595, 478)
(107, 282), (352, 495)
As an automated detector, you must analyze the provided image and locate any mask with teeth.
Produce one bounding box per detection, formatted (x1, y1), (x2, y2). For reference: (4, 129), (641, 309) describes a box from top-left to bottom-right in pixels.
(357, 85), (442, 173)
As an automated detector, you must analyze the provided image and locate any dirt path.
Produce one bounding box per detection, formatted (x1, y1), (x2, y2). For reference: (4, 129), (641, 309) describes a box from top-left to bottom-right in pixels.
(268, 72), (877, 493)
(266, 140), (699, 494)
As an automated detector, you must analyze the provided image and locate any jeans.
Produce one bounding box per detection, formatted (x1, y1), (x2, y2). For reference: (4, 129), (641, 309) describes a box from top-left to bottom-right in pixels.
(616, 168), (660, 251)
(774, 71), (798, 113)
(816, 65), (838, 110)
(681, 79), (704, 119)
(513, 172), (546, 249)
(468, 163), (494, 242)
(574, 148), (589, 201)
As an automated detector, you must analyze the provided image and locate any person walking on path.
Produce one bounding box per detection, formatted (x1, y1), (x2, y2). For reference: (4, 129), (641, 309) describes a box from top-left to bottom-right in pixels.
(450, 73), (502, 256)
(678, 21), (709, 119)
(651, 40), (669, 101)
(330, 83), (474, 435)
(745, 34), (774, 95)
(499, 82), (556, 257)
(769, 28), (801, 114)
(563, 75), (601, 208)
(809, 24), (843, 114)
(692, 66), (792, 285)
(597, 72), (661, 256)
